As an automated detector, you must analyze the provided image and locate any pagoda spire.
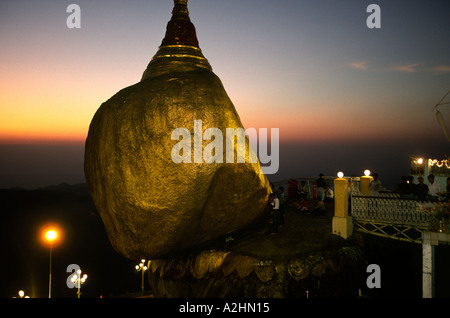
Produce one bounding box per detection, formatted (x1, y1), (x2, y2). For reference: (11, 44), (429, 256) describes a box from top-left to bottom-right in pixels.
(160, 0), (199, 48)
(141, 0), (211, 80)
(172, 0), (189, 17)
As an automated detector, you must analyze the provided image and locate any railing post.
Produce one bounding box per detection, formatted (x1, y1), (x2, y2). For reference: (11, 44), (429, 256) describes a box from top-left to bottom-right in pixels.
(332, 176), (353, 239)
(422, 232), (437, 298)
(360, 174), (373, 196)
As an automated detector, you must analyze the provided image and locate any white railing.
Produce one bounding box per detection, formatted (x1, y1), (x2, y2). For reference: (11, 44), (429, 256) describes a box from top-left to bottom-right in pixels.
(351, 195), (431, 228)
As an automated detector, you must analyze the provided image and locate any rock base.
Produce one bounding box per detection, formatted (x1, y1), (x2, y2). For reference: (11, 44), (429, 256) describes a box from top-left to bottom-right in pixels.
(148, 247), (366, 298)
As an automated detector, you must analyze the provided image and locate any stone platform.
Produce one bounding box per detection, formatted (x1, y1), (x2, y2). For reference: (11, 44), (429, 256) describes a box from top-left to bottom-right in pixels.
(146, 200), (367, 297)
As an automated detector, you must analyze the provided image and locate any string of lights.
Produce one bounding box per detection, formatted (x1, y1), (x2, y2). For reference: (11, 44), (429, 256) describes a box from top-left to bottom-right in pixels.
(428, 159), (450, 169)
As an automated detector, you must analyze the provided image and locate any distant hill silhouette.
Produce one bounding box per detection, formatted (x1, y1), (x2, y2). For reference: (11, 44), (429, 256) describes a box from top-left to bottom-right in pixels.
(40, 182), (89, 195)
(0, 184), (141, 298)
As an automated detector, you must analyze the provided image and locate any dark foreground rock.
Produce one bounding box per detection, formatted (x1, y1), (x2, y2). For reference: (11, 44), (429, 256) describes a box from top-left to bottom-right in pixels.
(147, 201), (368, 298)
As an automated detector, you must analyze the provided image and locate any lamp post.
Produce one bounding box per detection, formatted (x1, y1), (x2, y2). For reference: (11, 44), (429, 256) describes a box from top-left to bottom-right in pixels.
(71, 269), (88, 298)
(45, 229), (58, 298)
(332, 171), (353, 239)
(135, 259), (148, 294)
(360, 170), (373, 196)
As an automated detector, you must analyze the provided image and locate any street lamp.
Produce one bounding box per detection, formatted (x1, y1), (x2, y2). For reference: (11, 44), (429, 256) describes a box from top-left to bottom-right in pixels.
(45, 228), (58, 298)
(135, 259), (148, 293)
(39, 223), (63, 298)
(71, 269), (88, 298)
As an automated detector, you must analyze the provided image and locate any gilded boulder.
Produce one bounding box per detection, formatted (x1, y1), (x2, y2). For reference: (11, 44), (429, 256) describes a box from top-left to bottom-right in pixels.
(84, 0), (271, 259)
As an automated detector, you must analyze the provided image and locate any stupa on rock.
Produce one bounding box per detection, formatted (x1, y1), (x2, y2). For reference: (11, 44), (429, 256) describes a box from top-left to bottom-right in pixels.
(84, 0), (272, 259)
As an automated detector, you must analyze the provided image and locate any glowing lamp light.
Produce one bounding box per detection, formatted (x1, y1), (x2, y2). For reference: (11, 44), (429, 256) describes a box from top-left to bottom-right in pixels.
(417, 158), (423, 164)
(364, 170), (371, 177)
(39, 223), (63, 247)
(135, 259), (148, 271)
(17, 290), (29, 298)
(71, 270), (88, 284)
(46, 230), (57, 242)
(337, 172), (344, 178)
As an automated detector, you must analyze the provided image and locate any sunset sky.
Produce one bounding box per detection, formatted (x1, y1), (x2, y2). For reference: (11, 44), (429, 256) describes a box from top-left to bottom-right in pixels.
(1, 0), (449, 188)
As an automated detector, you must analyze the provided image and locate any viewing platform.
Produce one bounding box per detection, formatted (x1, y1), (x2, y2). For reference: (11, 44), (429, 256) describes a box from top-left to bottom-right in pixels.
(271, 157), (449, 298)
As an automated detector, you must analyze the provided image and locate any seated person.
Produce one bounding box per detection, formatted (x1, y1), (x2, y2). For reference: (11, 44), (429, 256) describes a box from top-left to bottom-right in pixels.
(427, 174), (441, 201)
(416, 176), (429, 201)
(324, 185), (334, 202)
(396, 176), (414, 198)
(293, 198), (309, 213)
(298, 181), (309, 199)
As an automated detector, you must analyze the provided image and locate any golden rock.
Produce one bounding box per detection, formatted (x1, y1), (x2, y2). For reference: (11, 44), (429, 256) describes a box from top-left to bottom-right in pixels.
(84, 0), (271, 259)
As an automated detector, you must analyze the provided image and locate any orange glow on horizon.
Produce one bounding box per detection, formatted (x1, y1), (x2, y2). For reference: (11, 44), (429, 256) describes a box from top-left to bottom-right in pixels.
(0, 96), (441, 145)
(0, 129), (87, 145)
(0, 119), (433, 145)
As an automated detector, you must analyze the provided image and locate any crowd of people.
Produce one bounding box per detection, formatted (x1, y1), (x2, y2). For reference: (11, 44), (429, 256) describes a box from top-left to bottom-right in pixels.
(267, 173), (450, 235)
(394, 174), (450, 202)
(268, 174), (333, 235)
